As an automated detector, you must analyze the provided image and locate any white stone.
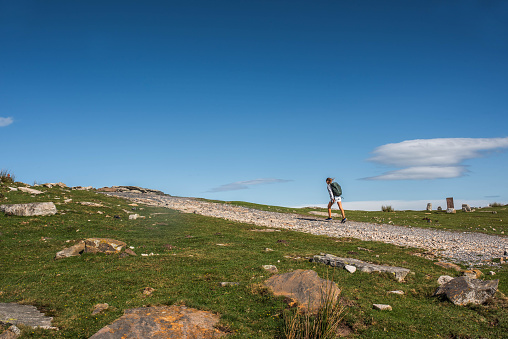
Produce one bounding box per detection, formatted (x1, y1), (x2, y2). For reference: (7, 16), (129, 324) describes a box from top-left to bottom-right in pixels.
(344, 265), (356, 273)
(387, 290), (404, 295)
(437, 275), (454, 285)
(373, 304), (392, 311)
(262, 265), (278, 273)
(18, 187), (44, 195)
(129, 214), (139, 220)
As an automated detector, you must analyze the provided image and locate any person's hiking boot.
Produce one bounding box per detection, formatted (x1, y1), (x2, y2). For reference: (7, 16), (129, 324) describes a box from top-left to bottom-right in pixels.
(341, 218), (347, 223)
(325, 218), (332, 221)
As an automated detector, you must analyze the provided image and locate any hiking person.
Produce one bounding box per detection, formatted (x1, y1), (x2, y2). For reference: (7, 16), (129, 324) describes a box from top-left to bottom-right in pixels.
(326, 177), (347, 223)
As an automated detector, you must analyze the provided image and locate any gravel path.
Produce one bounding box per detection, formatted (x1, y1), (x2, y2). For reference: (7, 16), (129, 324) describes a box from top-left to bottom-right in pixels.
(107, 193), (508, 265)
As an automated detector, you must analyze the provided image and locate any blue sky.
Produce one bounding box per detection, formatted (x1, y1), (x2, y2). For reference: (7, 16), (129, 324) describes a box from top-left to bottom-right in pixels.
(1, 0), (507, 210)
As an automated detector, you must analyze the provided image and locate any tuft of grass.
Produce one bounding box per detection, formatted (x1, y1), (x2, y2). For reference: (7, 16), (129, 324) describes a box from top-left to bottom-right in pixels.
(490, 202), (505, 207)
(381, 205), (394, 212)
(0, 169), (15, 184)
(283, 276), (346, 339)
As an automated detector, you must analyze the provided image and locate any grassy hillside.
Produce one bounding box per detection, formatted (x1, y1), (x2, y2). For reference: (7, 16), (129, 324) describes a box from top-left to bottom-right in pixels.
(1, 182), (507, 338)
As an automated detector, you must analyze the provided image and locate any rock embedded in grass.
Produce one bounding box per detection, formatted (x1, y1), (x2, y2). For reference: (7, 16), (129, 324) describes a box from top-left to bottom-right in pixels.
(0, 202), (57, 217)
(437, 275), (454, 285)
(373, 304), (392, 311)
(312, 254), (411, 282)
(344, 265), (356, 273)
(265, 269), (340, 313)
(262, 265), (278, 273)
(55, 241), (85, 260)
(434, 276), (499, 306)
(89, 305), (226, 338)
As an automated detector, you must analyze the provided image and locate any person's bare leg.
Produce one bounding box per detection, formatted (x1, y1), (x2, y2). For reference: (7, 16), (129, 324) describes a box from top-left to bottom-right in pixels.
(327, 201), (333, 218)
(337, 201), (346, 219)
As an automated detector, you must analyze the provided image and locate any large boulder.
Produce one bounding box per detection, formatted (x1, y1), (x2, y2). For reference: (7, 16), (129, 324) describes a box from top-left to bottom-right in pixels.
(434, 276), (499, 305)
(265, 269), (340, 312)
(84, 238), (126, 254)
(89, 305), (226, 338)
(0, 202), (57, 217)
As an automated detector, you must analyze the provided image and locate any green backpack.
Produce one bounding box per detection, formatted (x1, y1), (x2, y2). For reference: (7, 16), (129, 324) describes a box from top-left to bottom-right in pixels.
(330, 182), (342, 197)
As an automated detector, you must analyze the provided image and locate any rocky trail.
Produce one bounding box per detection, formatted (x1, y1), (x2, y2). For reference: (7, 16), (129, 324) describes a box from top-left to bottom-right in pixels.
(106, 192), (508, 266)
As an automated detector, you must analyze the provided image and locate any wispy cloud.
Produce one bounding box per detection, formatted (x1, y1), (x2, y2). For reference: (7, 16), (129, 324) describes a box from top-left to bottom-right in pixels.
(0, 117), (13, 127)
(207, 178), (292, 192)
(365, 137), (508, 180)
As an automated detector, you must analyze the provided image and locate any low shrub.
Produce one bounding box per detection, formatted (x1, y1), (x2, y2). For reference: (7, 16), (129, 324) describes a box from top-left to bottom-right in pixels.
(489, 202), (505, 207)
(0, 169), (15, 184)
(381, 205), (394, 212)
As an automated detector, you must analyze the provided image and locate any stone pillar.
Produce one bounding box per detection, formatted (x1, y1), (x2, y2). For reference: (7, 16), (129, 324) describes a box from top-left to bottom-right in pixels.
(426, 203), (432, 211)
(446, 197), (454, 209)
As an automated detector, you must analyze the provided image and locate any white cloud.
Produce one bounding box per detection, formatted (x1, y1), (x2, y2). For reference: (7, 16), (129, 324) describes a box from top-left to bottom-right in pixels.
(366, 137), (508, 180)
(208, 178), (292, 192)
(0, 117), (14, 127)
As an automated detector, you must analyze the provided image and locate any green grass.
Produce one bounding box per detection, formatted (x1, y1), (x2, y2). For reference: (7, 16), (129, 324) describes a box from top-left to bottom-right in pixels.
(1, 183), (507, 338)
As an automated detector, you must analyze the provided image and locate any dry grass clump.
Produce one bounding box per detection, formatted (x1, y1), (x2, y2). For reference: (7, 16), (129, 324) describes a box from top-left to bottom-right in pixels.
(0, 169), (15, 184)
(381, 205), (394, 212)
(282, 282), (346, 339)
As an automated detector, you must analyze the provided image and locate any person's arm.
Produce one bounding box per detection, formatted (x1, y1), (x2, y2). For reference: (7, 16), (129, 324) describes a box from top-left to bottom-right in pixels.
(327, 184), (334, 200)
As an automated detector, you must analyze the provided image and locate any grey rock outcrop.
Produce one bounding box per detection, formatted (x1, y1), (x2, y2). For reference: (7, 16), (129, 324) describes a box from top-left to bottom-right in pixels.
(18, 187), (44, 195)
(0, 202), (57, 217)
(426, 203), (432, 211)
(462, 204), (472, 212)
(312, 254), (410, 282)
(97, 186), (166, 195)
(434, 276), (499, 305)
(0, 303), (57, 330)
(264, 269), (340, 312)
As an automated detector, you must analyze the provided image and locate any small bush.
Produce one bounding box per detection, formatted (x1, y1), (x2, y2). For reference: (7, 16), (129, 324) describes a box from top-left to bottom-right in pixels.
(489, 202), (505, 207)
(381, 205), (394, 212)
(0, 169), (15, 184)
(282, 280), (346, 339)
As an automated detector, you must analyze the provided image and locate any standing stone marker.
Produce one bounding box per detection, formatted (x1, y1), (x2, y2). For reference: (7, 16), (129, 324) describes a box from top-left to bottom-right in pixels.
(446, 197), (454, 209)
(426, 203), (432, 211)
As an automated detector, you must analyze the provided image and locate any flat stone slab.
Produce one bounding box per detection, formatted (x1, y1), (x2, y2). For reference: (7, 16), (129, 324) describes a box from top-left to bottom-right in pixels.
(0, 303), (56, 329)
(89, 305), (225, 338)
(312, 254), (411, 282)
(0, 202), (57, 217)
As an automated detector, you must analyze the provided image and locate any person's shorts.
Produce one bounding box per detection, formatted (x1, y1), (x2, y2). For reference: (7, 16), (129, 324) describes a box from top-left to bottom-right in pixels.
(331, 196), (342, 202)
